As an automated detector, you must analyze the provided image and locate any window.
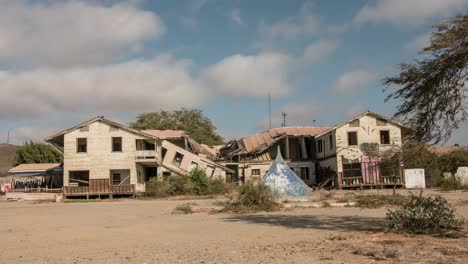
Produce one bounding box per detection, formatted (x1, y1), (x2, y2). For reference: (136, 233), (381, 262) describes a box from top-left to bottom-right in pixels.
(110, 170), (130, 185)
(348, 132), (358, 146)
(205, 165), (215, 177)
(316, 139), (323, 153)
(329, 134), (333, 149)
(172, 152), (184, 167)
(376, 118), (387, 126)
(69, 171), (89, 186)
(112, 137), (122, 152)
(77, 138), (87, 153)
(251, 169), (260, 176)
(161, 147), (167, 160)
(189, 161), (198, 171)
(300, 167), (310, 180)
(349, 119), (360, 127)
(380, 130), (390, 145)
(343, 163), (362, 178)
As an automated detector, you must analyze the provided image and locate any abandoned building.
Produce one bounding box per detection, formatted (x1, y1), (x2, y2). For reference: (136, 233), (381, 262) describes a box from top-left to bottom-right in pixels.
(218, 111), (407, 189)
(45, 116), (232, 199)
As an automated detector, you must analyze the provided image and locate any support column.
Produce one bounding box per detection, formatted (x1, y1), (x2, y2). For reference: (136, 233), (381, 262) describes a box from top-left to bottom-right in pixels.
(284, 137), (290, 160)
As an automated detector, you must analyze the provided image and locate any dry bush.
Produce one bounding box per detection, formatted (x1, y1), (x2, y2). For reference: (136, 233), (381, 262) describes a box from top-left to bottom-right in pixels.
(355, 194), (409, 208)
(173, 203), (194, 214)
(386, 193), (464, 234)
(222, 182), (280, 214)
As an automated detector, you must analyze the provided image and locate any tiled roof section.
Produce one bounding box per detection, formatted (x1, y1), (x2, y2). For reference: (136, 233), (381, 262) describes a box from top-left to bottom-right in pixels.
(241, 127), (331, 152)
(9, 163), (61, 173)
(141, 129), (187, 139)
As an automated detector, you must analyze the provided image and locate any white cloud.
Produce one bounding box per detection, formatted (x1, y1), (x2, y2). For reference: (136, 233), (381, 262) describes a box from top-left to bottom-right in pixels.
(302, 39), (338, 63)
(354, 0), (468, 26)
(404, 32), (432, 51)
(255, 2), (319, 50)
(0, 55), (207, 119)
(227, 9), (244, 25)
(333, 70), (374, 93)
(201, 52), (292, 97)
(0, 0), (164, 67)
(8, 126), (59, 144)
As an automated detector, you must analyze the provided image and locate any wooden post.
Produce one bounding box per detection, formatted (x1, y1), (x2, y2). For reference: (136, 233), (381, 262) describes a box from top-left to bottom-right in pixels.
(285, 137), (290, 160)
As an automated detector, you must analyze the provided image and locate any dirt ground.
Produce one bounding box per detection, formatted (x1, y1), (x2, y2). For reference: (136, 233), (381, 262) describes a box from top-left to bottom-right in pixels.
(0, 189), (467, 264)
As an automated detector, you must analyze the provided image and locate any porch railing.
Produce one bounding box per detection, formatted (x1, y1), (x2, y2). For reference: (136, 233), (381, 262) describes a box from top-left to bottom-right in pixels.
(135, 150), (157, 160)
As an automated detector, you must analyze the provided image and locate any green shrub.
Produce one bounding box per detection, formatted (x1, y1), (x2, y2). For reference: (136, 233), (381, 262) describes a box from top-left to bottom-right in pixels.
(189, 168), (209, 195)
(355, 194), (409, 208)
(386, 194), (464, 234)
(145, 178), (171, 197)
(168, 175), (193, 195)
(222, 182), (280, 213)
(438, 152), (468, 174)
(437, 177), (468, 191)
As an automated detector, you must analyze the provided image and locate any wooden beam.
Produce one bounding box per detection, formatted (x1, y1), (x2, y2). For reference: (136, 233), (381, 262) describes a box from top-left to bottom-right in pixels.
(284, 137), (290, 160)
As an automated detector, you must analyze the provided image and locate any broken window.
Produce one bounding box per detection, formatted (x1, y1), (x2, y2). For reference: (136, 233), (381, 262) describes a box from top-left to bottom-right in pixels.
(348, 132), (358, 146)
(329, 134), (333, 149)
(343, 163), (362, 178)
(161, 147), (167, 161)
(112, 137), (122, 152)
(300, 167), (310, 180)
(205, 165), (215, 177)
(110, 170), (130, 185)
(172, 152), (184, 167)
(251, 169), (260, 176)
(77, 138), (87, 153)
(69, 171), (89, 186)
(189, 161), (198, 171)
(380, 130), (390, 145)
(349, 119), (360, 127)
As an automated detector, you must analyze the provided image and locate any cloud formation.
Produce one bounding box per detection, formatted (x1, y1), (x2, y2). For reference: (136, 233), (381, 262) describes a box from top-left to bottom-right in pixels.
(0, 0), (164, 67)
(201, 52), (292, 97)
(0, 55), (207, 119)
(302, 39), (338, 63)
(227, 9), (244, 25)
(333, 70), (374, 93)
(354, 0), (468, 26)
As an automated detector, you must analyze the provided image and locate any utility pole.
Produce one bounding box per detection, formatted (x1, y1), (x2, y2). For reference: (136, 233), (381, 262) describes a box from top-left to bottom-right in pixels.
(268, 93), (272, 129)
(281, 112), (287, 127)
(7, 130), (10, 144)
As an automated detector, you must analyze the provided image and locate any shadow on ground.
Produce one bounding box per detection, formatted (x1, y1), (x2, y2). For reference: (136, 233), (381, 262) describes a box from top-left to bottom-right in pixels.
(223, 214), (384, 232)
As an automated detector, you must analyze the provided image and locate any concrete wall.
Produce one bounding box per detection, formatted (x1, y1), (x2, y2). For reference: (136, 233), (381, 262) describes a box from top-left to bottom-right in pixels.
(63, 121), (156, 191)
(405, 169), (425, 189)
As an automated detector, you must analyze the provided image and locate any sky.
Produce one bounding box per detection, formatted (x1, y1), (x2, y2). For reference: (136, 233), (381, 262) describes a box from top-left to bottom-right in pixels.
(0, 0), (467, 145)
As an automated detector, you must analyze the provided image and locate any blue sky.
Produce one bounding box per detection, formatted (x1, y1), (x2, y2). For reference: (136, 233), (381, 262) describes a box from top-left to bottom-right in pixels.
(0, 0), (467, 145)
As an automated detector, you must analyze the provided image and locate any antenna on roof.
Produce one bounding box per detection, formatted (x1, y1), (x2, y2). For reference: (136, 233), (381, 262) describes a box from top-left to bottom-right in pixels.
(268, 93), (272, 129)
(281, 112), (287, 127)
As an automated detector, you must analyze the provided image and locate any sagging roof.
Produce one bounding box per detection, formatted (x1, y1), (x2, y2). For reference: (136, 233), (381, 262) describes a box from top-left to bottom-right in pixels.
(45, 116), (161, 144)
(9, 163), (61, 173)
(141, 129), (187, 139)
(315, 111), (408, 138)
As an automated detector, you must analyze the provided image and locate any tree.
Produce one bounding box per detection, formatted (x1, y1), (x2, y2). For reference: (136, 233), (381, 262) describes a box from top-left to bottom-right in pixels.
(384, 15), (467, 144)
(14, 141), (63, 165)
(129, 108), (224, 145)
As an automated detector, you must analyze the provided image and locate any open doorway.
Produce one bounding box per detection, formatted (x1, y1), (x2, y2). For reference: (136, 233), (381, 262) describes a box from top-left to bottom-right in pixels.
(144, 167), (158, 182)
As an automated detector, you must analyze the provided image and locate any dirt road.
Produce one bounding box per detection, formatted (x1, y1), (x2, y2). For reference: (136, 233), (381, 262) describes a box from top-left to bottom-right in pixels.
(1, 190), (467, 263)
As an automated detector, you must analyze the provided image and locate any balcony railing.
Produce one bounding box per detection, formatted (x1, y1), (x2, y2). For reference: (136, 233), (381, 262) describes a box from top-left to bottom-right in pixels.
(135, 150), (157, 160)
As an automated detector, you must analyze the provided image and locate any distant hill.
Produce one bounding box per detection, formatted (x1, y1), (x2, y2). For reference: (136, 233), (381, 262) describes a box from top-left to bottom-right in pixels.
(0, 144), (17, 175)
(430, 145), (468, 156)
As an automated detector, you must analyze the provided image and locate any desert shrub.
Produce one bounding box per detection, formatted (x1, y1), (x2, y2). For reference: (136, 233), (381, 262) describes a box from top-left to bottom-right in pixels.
(438, 152), (468, 174)
(168, 175), (193, 195)
(222, 182), (280, 213)
(355, 194), (409, 208)
(145, 178), (171, 197)
(206, 178), (226, 195)
(189, 168), (209, 195)
(386, 194), (464, 234)
(437, 177), (468, 191)
(173, 203), (193, 214)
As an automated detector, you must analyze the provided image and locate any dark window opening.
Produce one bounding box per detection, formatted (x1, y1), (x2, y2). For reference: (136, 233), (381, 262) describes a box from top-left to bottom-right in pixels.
(112, 137), (122, 152)
(348, 132), (358, 146)
(343, 163), (362, 178)
(69, 171), (89, 186)
(172, 152), (184, 167)
(77, 138), (87, 153)
(329, 134), (333, 149)
(251, 169), (260, 176)
(317, 140), (323, 153)
(162, 147), (167, 160)
(380, 130), (390, 145)
(300, 167), (310, 180)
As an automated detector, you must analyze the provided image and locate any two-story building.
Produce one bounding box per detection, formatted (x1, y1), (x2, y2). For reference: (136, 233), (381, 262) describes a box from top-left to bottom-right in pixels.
(45, 116), (232, 199)
(218, 111), (407, 189)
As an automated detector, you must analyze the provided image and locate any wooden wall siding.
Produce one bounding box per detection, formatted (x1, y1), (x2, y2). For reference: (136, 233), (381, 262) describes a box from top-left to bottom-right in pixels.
(63, 179), (135, 195)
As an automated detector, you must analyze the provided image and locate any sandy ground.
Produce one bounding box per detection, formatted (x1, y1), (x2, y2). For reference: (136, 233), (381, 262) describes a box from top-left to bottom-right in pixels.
(0, 189), (467, 264)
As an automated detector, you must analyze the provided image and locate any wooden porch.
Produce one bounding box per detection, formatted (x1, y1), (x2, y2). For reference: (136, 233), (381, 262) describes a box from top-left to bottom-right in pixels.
(63, 179), (136, 199)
